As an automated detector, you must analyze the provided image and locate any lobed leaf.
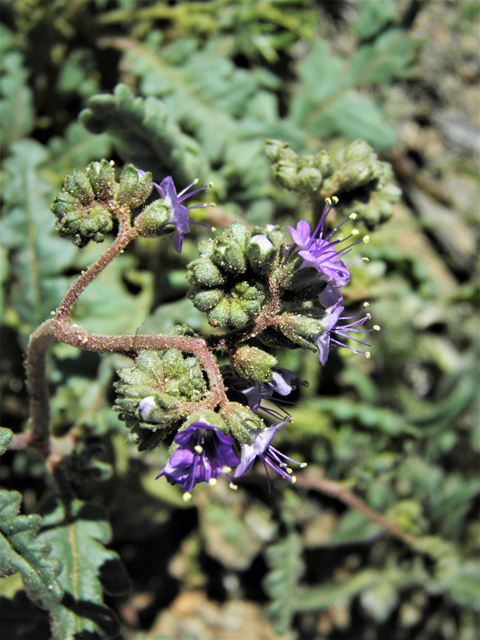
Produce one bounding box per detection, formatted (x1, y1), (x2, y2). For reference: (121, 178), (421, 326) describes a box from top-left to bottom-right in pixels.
(0, 490), (63, 608)
(36, 498), (131, 640)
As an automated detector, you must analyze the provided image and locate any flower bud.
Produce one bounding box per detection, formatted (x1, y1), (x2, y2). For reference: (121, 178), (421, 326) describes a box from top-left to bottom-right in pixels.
(52, 200), (114, 248)
(185, 257), (226, 288)
(247, 234), (276, 274)
(221, 402), (264, 444)
(86, 160), (117, 200)
(230, 346), (277, 383)
(64, 169), (95, 205)
(278, 312), (325, 350)
(117, 164), (153, 209)
(134, 200), (172, 238)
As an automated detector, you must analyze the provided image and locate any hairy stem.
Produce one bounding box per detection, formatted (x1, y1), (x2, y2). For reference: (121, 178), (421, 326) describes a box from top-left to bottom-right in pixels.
(295, 475), (417, 548)
(56, 209), (137, 322)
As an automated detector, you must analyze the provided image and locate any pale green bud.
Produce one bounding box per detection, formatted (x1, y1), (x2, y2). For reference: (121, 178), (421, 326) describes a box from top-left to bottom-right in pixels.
(231, 346), (277, 382)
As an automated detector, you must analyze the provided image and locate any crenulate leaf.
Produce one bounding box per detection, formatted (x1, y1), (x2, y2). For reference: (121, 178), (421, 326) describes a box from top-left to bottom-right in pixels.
(0, 140), (77, 330)
(0, 490), (64, 608)
(36, 498), (131, 640)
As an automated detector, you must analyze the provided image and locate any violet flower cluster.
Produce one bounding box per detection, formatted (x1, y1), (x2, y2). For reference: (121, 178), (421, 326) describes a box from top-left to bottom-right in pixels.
(132, 180), (378, 498)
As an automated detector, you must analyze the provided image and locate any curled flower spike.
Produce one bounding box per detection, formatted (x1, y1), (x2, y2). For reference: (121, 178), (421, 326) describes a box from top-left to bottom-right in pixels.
(140, 172), (213, 252)
(316, 299), (379, 366)
(234, 419), (306, 488)
(288, 199), (368, 288)
(156, 423), (239, 499)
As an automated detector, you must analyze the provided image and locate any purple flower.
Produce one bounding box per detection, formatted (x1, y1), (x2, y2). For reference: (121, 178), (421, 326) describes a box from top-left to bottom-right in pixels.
(156, 423), (239, 497)
(288, 200), (368, 288)
(315, 299), (379, 366)
(233, 418), (306, 487)
(140, 172), (212, 252)
(242, 367), (305, 420)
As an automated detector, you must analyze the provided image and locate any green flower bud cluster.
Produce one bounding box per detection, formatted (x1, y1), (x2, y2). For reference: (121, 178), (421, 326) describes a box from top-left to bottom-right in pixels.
(265, 139), (400, 226)
(51, 160), (153, 247)
(266, 139), (332, 194)
(114, 349), (207, 450)
(186, 222), (285, 330)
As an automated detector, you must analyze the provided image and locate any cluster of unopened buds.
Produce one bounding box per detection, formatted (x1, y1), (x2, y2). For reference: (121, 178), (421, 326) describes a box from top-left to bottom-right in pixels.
(47, 159), (379, 501)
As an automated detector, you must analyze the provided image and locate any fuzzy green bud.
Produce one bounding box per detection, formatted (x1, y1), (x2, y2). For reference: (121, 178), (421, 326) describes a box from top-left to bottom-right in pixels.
(134, 200), (172, 238)
(52, 199), (114, 248)
(117, 164), (153, 209)
(185, 257), (226, 288)
(86, 160), (117, 201)
(221, 402), (265, 444)
(278, 313), (325, 350)
(231, 346), (277, 383)
(64, 169), (95, 205)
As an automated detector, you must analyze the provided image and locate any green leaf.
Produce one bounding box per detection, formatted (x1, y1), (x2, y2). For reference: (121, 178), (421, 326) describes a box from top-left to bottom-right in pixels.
(311, 89), (397, 150)
(349, 29), (418, 85)
(47, 122), (112, 178)
(36, 498), (131, 640)
(264, 531), (304, 634)
(353, 0), (395, 39)
(80, 83), (209, 186)
(0, 140), (77, 329)
(0, 426), (13, 455)
(0, 39), (35, 152)
(0, 490), (63, 608)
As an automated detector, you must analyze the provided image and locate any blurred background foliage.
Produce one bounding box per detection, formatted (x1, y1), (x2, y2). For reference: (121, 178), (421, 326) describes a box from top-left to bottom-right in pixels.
(0, 0), (479, 639)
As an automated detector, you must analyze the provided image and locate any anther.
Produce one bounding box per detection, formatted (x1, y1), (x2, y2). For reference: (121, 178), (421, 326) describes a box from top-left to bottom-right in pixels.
(109, 160), (115, 166)
(362, 257), (369, 262)
(300, 463), (307, 468)
(349, 213), (358, 220)
(183, 492), (192, 502)
(363, 302), (370, 308)
(363, 235), (370, 244)
(209, 478), (217, 486)
(365, 352), (371, 359)
(352, 229), (360, 236)
(194, 445), (203, 454)
(337, 234), (344, 241)
(208, 182), (214, 188)
(229, 483), (238, 491)
(332, 196), (339, 204)
(325, 197), (332, 205)
(373, 325), (380, 331)
(291, 476), (297, 483)
(222, 466), (232, 473)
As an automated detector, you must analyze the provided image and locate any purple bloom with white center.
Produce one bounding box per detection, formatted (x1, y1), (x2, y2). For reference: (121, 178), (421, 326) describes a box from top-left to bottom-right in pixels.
(315, 299), (379, 366)
(233, 418), (306, 487)
(288, 200), (368, 288)
(156, 423), (239, 497)
(139, 172), (212, 252)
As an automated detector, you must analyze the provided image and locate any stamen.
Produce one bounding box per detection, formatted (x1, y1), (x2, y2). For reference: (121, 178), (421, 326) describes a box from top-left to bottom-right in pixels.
(332, 196), (339, 204)
(209, 478), (217, 486)
(194, 445), (203, 454)
(222, 466), (232, 473)
(325, 197), (332, 205)
(351, 229), (360, 236)
(229, 482), (238, 490)
(365, 352), (371, 359)
(183, 492), (193, 502)
(349, 212), (357, 220)
(374, 325), (380, 331)
(363, 236), (370, 244)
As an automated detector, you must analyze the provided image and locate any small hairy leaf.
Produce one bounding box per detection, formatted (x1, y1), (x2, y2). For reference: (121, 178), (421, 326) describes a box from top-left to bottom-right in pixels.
(0, 490), (63, 608)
